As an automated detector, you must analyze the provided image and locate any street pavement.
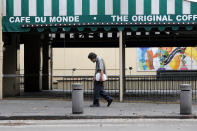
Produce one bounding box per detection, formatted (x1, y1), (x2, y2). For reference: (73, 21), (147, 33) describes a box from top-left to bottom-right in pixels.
(0, 119), (197, 131)
(0, 100), (197, 119)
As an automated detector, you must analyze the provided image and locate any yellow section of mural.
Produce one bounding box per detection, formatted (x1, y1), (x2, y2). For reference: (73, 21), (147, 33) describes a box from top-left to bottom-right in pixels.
(169, 55), (181, 70)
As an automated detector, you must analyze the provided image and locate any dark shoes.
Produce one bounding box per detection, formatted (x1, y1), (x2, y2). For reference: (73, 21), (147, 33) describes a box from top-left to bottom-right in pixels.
(90, 99), (113, 107)
(107, 99), (113, 107)
(89, 104), (100, 107)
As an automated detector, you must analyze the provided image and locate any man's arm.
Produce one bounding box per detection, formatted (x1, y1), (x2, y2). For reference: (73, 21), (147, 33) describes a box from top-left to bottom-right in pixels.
(99, 70), (104, 82)
(98, 58), (105, 82)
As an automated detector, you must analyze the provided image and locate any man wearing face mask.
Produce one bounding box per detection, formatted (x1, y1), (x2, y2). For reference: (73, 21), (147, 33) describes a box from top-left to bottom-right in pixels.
(88, 52), (113, 107)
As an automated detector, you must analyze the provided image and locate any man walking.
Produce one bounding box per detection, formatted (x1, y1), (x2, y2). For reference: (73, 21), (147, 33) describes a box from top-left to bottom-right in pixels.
(88, 52), (113, 107)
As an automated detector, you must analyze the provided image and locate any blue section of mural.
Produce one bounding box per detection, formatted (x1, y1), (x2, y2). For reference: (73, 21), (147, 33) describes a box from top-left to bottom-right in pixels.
(138, 48), (149, 70)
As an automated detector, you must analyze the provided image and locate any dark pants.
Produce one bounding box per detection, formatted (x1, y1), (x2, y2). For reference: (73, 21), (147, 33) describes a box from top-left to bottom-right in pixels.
(93, 81), (112, 105)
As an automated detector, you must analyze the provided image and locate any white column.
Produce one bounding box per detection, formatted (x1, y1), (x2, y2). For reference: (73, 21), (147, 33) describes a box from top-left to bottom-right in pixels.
(59, 0), (67, 16)
(14, 0), (22, 16)
(0, 4), (3, 99)
(2, 0), (6, 16)
(90, 0), (97, 15)
(183, 1), (191, 14)
(119, 31), (125, 102)
(121, 0), (128, 15)
(167, 0), (175, 14)
(105, 0), (113, 15)
(74, 0), (82, 15)
(151, 0), (159, 14)
(136, 0), (144, 15)
(29, 0), (37, 16)
(44, 0), (52, 16)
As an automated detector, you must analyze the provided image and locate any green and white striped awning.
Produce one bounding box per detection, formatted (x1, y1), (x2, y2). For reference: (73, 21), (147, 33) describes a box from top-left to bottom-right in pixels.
(2, 0), (197, 32)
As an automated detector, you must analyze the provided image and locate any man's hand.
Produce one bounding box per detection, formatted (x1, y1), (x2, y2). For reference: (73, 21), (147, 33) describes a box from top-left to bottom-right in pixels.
(99, 70), (104, 82)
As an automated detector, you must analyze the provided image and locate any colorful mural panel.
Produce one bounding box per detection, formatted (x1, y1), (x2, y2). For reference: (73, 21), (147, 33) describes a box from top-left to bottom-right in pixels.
(137, 47), (197, 71)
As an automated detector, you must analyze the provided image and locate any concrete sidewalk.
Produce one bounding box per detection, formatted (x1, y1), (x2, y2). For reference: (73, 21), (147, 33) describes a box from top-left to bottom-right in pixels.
(0, 100), (197, 120)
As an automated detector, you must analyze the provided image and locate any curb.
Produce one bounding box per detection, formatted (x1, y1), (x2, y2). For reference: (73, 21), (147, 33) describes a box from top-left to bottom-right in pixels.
(0, 115), (197, 120)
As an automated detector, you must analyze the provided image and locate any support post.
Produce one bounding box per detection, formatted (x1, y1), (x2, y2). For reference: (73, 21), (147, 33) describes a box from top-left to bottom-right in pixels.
(49, 40), (53, 90)
(3, 34), (20, 97)
(40, 44), (43, 91)
(24, 34), (41, 92)
(16, 42), (20, 93)
(0, 9), (3, 99)
(119, 31), (125, 102)
(42, 38), (50, 90)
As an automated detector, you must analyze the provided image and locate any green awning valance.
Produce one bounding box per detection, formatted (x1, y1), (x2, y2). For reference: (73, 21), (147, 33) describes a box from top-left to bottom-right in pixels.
(2, 0), (197, 32)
